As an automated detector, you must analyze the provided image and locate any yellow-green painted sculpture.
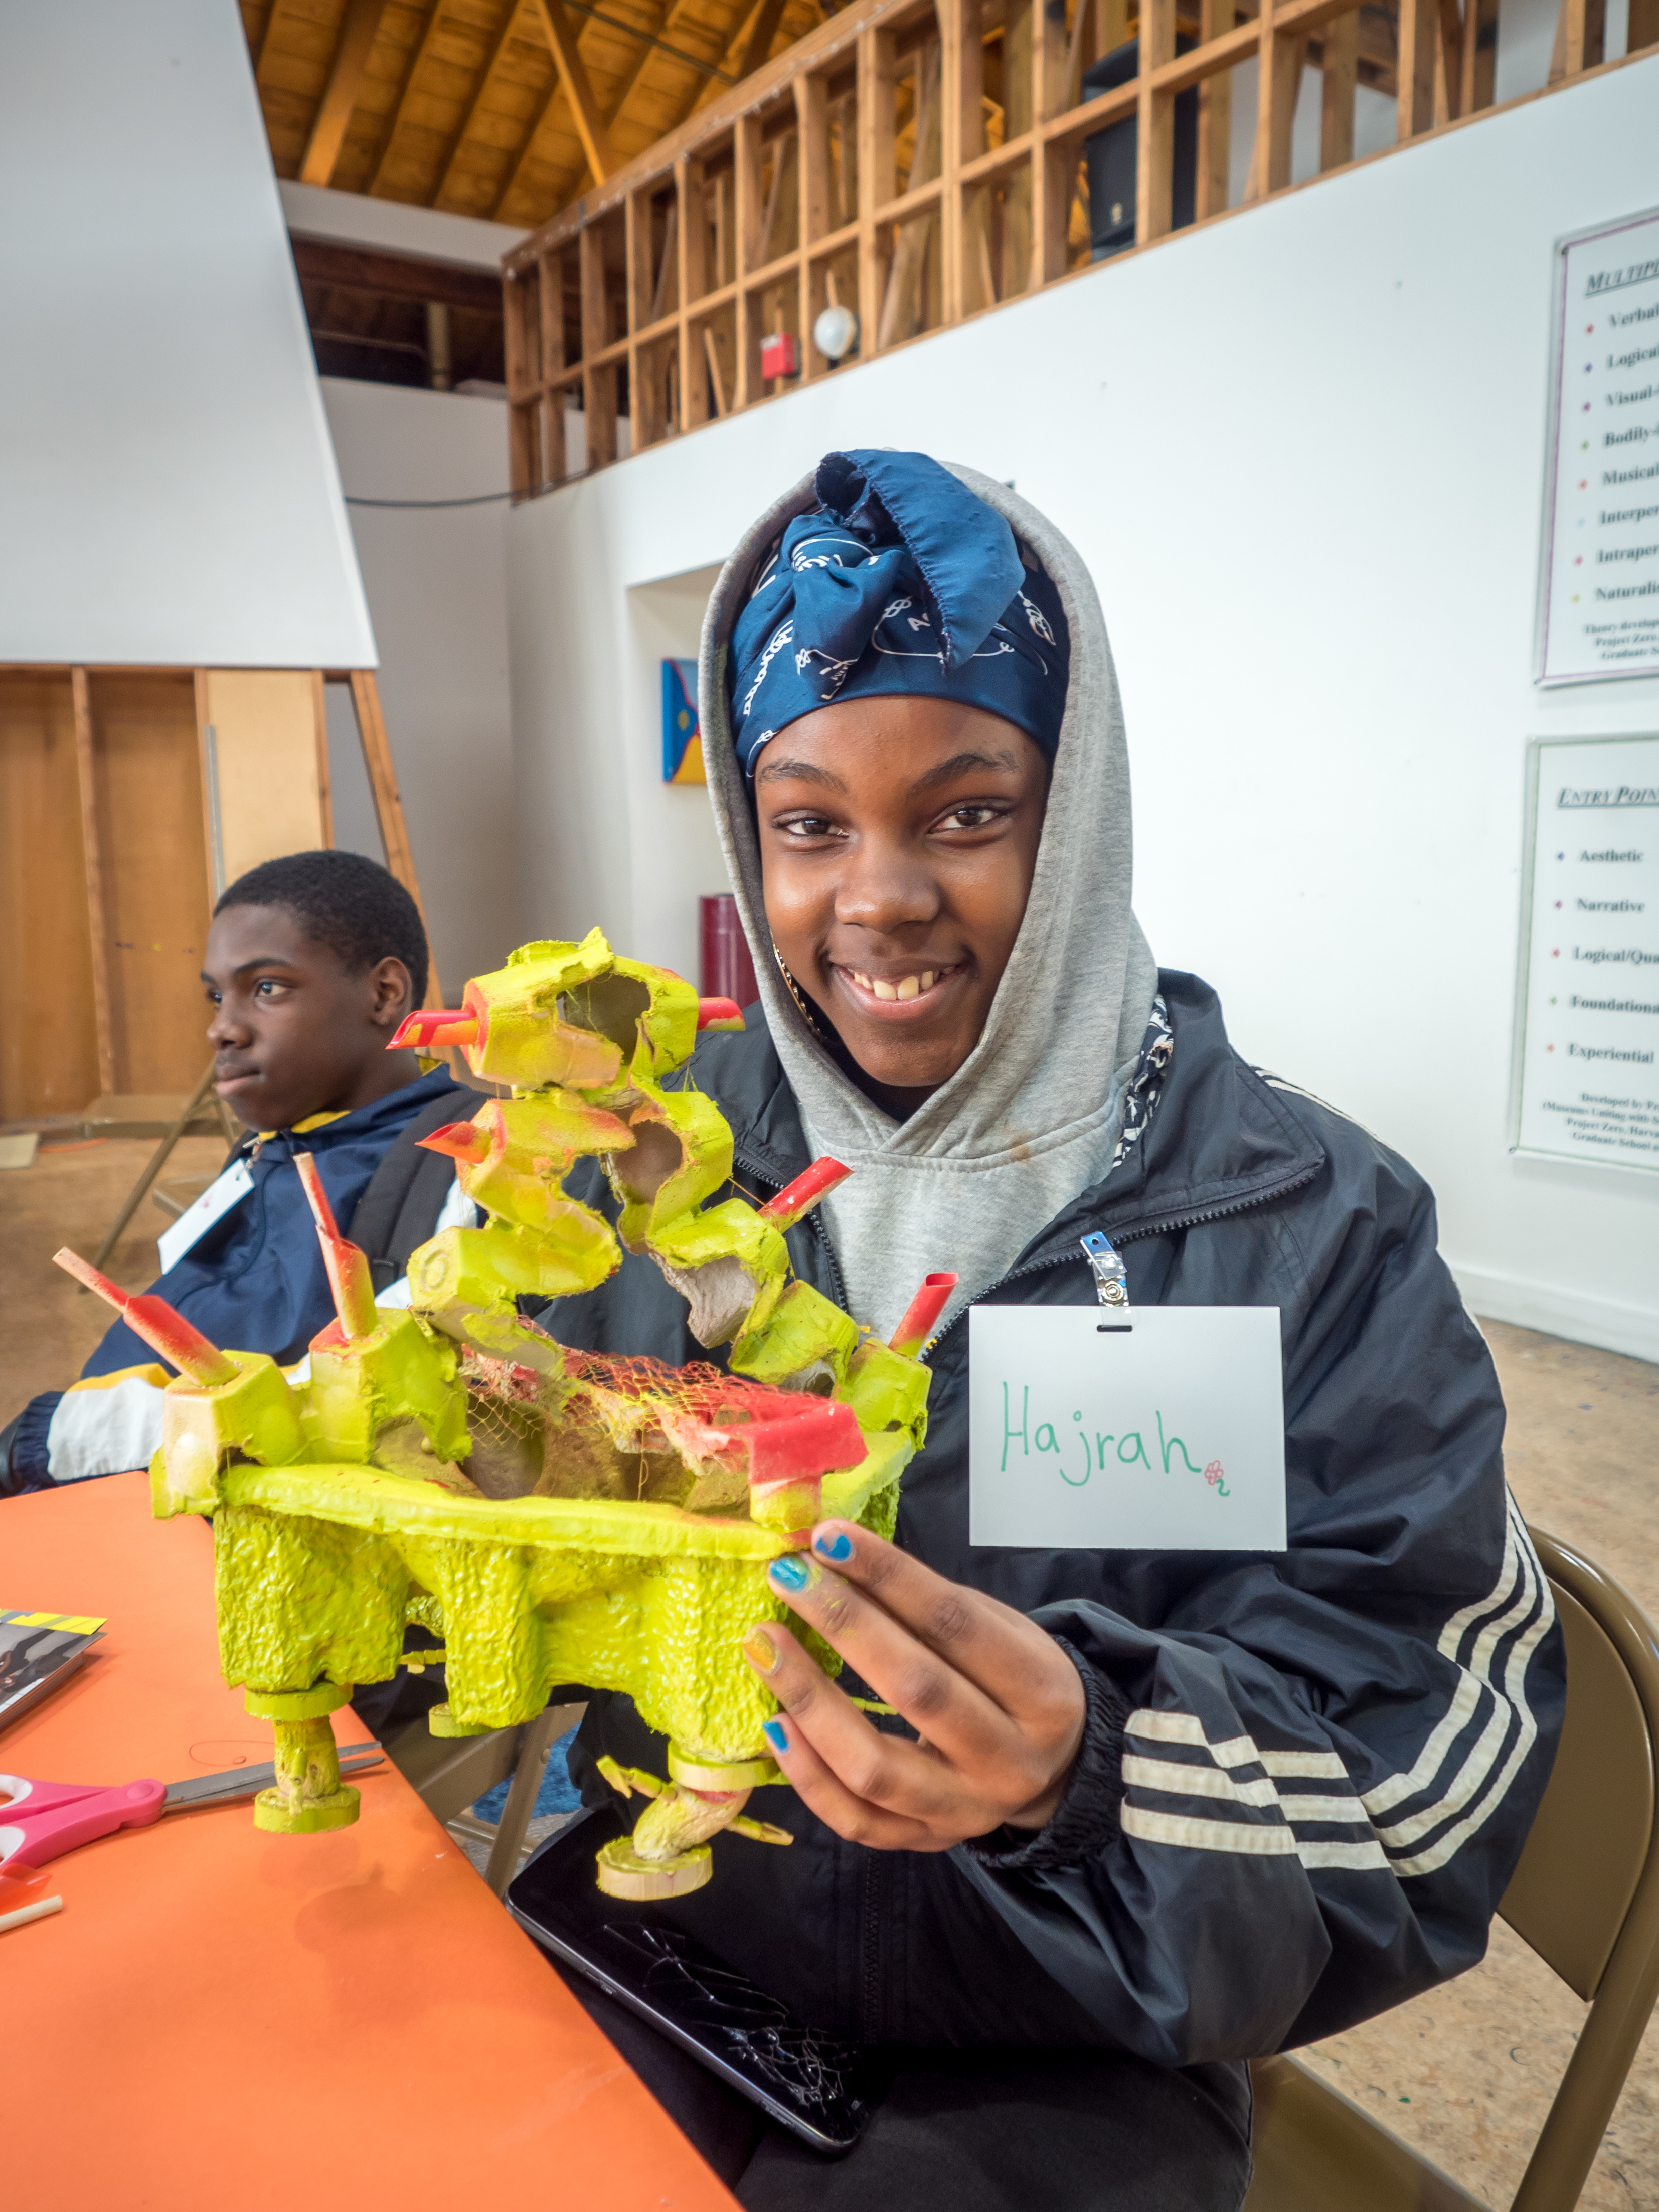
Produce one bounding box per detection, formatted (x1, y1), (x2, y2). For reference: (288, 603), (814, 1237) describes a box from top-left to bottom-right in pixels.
(61, 931), (942, 1900)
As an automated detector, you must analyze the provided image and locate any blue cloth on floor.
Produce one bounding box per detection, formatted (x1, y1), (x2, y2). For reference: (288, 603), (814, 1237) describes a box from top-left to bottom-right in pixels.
(472, 1725), (581, 1822)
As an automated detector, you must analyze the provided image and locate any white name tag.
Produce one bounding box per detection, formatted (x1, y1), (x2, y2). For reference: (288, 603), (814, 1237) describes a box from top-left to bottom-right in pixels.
(156, 1158), (254, 1275)
(968, 1306), (1287, 1552)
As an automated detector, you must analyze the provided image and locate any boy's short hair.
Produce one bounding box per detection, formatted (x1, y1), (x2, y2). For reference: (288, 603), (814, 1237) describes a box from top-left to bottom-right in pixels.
(216, 850), (429, 1006)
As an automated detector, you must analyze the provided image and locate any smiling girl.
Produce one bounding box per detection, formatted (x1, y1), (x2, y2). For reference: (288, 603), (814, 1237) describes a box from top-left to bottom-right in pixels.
(545, 451), (1563, 2211)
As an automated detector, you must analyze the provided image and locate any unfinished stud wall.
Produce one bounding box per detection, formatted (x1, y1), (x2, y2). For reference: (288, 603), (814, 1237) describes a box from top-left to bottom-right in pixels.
(88, 675), (216, 1101)
(1, 665), (418, 1122)
(0, 677), (98, 1121)
(201, 670), (332, 893)
(501, 0), (1655, 491)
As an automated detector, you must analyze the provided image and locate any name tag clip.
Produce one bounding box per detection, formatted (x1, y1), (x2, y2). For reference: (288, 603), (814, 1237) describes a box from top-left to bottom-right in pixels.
(1080, 1232), (1132, 1330)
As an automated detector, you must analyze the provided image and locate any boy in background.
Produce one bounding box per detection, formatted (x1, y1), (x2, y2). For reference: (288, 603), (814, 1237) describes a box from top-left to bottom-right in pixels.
(1, 849), (475, 1497)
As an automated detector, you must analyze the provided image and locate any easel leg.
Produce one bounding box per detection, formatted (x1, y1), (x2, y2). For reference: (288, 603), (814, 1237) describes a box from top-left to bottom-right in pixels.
(346, 671), (441, 1005)
(91, 1060), (223, 1274)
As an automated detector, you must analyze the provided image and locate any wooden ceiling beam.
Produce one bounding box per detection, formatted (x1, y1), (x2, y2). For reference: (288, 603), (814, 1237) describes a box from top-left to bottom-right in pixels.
(253, 1), (283, 80)
(489, 0), (671, 217)
(433, 0), (530, 207)
(367, 0), (452, 197)
(290, 236), (506, 311)
(560, 0), (737, 83)
(674, 0), (788, 132)
(527, 0), (618, 180)
(595, 0), (700, 125)
(530, 0), (797, 222)
(489, 60), (568, 216)
(299, 0), (393, 185)
(738, 0), (791, 80)
(503, 0), (932, 261)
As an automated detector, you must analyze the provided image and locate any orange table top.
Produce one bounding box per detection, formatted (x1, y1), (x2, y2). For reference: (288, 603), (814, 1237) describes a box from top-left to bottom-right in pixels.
(1, 1471), (735, 2210)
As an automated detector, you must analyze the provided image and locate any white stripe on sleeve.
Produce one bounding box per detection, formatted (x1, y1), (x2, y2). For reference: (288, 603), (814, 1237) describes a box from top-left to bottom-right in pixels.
(48, 1374), (168, 1483)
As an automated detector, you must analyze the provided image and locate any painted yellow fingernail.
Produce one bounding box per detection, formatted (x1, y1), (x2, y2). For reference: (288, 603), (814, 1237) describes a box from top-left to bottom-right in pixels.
(743, 1627), (780, 1673)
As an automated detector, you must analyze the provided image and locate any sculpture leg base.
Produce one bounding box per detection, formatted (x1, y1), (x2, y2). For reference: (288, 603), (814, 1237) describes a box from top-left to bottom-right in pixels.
(253, 1704), (362, 1835)
(428, 1701), (496, 1739)
(253, 1782), (360, 1835)
(595, 1836), (713, 1900)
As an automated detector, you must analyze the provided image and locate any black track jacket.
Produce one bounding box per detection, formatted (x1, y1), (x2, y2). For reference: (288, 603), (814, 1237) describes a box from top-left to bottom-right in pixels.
(543, 970), (1565, 2065)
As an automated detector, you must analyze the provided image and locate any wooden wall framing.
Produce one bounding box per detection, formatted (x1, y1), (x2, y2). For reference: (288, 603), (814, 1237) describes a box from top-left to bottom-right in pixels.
(0, 667), (426, 1123)
(502, 0), (1657, 494)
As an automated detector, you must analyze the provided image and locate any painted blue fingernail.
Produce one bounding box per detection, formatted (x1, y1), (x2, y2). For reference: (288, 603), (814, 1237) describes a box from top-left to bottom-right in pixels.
(769, 1554), (813, 1593)
(813, 1527), (854, 1562)
(762, 1717), (790, 1754)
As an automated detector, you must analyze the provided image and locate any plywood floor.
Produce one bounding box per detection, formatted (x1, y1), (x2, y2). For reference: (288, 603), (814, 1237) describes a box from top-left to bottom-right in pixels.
(0, 1134), (234, 1410)
(1, 1144), (1655, 2203)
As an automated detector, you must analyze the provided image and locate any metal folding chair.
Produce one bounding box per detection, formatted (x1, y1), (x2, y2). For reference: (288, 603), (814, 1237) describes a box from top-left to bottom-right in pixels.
(1246, 1528), (1659, 2212)
(390, 1702), (586, 1897)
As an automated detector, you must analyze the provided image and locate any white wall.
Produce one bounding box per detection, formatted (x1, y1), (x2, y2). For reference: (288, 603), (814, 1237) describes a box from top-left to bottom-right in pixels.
(280, 179), (527, 270)
(0, 1), (373, 668)
(505, 55), (1659, 1364)
(319, 379), (517, 995)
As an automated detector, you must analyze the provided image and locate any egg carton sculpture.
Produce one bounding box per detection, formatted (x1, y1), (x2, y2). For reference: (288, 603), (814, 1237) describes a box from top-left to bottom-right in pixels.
(58, 932), (953, 1902)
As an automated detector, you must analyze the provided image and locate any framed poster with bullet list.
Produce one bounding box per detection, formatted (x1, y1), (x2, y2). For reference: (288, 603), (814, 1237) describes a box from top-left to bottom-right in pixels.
(1537, 205), (1659, 687)
(1512, 732), (1659, 1171)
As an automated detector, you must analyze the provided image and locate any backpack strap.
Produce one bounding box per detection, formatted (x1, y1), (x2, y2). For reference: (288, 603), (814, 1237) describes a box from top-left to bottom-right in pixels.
(346, 1083), (479, 1292)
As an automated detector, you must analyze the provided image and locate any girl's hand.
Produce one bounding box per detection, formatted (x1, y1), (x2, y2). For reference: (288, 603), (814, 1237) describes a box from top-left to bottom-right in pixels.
(742, 1519), (1085, 1852)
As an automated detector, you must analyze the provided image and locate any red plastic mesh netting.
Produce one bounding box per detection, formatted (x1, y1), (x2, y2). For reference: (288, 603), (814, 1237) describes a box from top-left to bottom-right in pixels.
(456, 1332), (863, 1509)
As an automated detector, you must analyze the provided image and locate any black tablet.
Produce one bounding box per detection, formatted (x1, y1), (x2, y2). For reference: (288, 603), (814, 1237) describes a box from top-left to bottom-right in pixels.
(507, 1801), (874, 2154)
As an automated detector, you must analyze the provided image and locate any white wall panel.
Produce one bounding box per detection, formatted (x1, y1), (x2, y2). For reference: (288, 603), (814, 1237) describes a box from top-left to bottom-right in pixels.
(320, 379), (516, 995)
(0, 1), (374, 668)
(280, 179), (527, 271)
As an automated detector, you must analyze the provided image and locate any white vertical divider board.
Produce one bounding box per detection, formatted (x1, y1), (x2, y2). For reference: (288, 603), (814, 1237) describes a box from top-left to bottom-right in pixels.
(1513, 732), (1659, 1169)
(0, 1), (376, 668)
(1537, 205), (1659, 687)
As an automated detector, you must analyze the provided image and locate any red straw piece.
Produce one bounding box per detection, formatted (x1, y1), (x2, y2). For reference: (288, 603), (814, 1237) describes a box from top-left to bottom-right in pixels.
(757, 1157), (851, 1228)
(696, 998), (745, 1032)
(746, 1398), (864, 1485)
(293, 1154), (379, 1341)
(416, 1121), (491, 1165)
(389, 1009), (478, 1052)
(52, 1249), (238, 1387)
(889, 1272), (959, 1358)
(292, 1152), (341, 1240)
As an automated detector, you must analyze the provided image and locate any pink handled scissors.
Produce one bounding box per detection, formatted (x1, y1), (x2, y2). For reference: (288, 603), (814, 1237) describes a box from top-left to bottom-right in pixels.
(0, 1744), (383, 1872)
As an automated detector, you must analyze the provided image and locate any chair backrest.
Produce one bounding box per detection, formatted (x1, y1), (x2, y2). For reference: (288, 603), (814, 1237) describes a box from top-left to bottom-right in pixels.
(1502, 1530), (1659, 2212)
(1498, 1538), (1657, 2000)
(1246, 1529), (1659, 2212)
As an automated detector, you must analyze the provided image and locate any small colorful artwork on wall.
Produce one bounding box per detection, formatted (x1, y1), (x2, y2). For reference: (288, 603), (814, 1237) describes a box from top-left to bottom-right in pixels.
(661, 659), (705, 784)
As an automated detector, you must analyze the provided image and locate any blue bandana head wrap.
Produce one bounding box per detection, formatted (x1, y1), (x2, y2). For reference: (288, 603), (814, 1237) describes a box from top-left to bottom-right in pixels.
(726, 450), (1069, 776)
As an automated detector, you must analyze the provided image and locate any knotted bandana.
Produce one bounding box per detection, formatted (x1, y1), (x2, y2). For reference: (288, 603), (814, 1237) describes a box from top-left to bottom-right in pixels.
(726, 449), (1069, 775)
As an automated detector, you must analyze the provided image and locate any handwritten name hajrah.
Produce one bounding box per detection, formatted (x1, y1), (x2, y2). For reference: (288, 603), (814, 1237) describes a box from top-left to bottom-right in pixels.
(1000, 1383), (1229, 1495)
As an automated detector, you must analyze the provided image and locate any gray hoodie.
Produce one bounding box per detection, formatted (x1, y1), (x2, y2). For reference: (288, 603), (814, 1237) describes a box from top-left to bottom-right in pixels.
(697, 462), (1160, 1341)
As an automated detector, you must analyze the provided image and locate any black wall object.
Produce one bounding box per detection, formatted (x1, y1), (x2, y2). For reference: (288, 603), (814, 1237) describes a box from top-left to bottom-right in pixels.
(1082, 36), (1201, 261)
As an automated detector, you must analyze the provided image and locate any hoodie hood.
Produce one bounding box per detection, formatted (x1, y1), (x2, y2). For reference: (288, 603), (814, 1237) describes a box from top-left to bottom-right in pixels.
(698, 460), (1159, 1340)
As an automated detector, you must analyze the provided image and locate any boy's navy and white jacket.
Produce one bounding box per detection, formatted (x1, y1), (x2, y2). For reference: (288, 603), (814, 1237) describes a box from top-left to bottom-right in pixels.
(550, 974), (1565, 2061)
(1, 1067), (475, 1494)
